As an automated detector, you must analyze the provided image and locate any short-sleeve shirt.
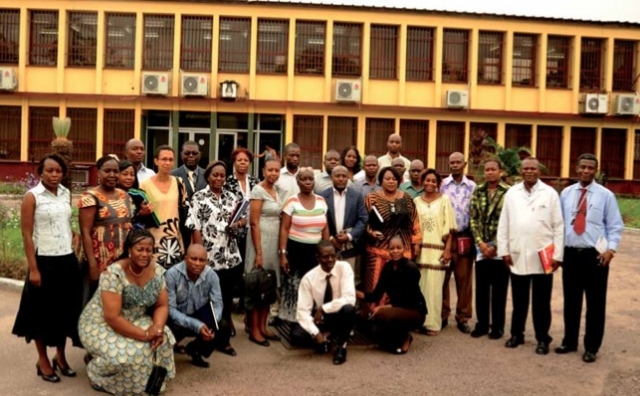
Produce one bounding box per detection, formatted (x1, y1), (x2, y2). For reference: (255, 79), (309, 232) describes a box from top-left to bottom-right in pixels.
(282, 194), (328, 244)
(29, 182), (73, 256)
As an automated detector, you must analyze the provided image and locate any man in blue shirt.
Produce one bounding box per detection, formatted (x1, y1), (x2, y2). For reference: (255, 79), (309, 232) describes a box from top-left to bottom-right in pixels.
(166, 244), (225, 368)
(557, 153), (624, 363)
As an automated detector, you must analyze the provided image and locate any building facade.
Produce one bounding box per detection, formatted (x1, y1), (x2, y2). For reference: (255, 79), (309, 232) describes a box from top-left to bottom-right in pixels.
(0, 0), (639, 189)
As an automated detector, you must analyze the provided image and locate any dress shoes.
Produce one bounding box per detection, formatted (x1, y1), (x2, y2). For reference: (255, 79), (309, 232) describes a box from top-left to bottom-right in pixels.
(268, 317), (282, 327)
(583, 351), (597, 363)
(249, 335), (270, 347)
(488, 330), (504, 340)
(36, 364), (60, 383)
(441, 319), (449, 330)
(333, 346), (347, 365)
(185, 342), (211, 368)
(504, 336), (525, 348)
(457, 322), (471, 334)
(535, 341), (550, 355)
(470, 327), (489, 338)
(218, 346), (237, 357)
(316, 341), (331, 355)
(554, 345), (577, 354)
(263, 333), (281, 342)
(52, 356), (77, 377)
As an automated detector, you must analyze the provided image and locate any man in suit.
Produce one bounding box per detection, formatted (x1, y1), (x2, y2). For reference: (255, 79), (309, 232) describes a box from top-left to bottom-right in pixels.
(556, 153), (623, 363)
(319, 165), (368, 281)
(172, 141), (207, 250)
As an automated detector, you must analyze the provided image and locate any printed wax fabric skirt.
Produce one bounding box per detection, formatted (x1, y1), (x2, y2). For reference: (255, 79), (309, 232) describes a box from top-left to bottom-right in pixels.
(12, 253), (82, 347)
(279, 239), (318, 322)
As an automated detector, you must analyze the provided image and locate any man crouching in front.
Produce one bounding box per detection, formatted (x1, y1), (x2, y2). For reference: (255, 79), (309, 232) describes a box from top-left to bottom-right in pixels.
(293, 240), (356, 365)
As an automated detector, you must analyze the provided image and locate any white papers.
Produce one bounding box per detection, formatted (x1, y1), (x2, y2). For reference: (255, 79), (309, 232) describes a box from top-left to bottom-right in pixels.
(595, 236), (608, 254)
(372, 206), (384, 224)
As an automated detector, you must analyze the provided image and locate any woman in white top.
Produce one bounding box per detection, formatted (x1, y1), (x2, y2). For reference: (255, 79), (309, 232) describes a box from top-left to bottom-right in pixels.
(12, 153), (82, 383)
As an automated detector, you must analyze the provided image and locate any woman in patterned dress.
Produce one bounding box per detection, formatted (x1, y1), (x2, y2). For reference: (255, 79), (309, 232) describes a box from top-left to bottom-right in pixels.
(414, 168), (457, 335)
(140, 145), (188, 269)
(186, 160), (245, 356)
(245, 158), (282, 346)
(78, 229), (175, 394)
(363, 167), (421, 302)
(278, 168), (329, 323)
(79, 156), (133, 282)
(12, 153), (82, 383)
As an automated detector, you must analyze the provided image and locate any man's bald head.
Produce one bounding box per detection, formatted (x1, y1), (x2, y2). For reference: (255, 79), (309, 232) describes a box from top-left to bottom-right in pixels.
(185, 243), (208, 278)
(124, 138), (146, 165)
(409, 160), (425, 184)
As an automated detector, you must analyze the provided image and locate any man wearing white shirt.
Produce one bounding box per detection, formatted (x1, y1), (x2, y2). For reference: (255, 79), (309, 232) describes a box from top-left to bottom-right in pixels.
(377, 134), (411, 180)
(497, 157), (564, 355)
(314, 149), (341, 194)
(275, 143), (301, 202)
(294, 241), (356, 365)
(124, 138), (156, 183)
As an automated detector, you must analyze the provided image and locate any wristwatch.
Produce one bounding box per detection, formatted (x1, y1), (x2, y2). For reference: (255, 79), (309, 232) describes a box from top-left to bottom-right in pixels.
(278, 249), (288, 255)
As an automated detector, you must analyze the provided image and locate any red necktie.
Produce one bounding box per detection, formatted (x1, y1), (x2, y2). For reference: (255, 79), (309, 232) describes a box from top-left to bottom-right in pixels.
(573, 188), (587, 235)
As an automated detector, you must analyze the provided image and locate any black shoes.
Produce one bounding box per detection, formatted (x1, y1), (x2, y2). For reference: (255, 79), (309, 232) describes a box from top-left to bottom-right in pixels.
(268, 317), (282, 327)
(52, 356), (77, 377)
(457, 322), (471, 334)
(583, 351), (597, 363)
(333, 346), (347, 365)
(316, 341), (331, 355)
(554, 345), (578, 354)
(470, 327), (489, 338)
(91, 382), (108, 393)
(36, 363), (60, 383)
(218, 345), (238, 357)
(185, 342), (210, 368)
(441, 319), (449, 330)
(505, 336), (525, 348)
(263, 332), (281, 341)
(535, 341), (550, 355)
(488, 330), (504, 340)
(249, 335), (270, 347)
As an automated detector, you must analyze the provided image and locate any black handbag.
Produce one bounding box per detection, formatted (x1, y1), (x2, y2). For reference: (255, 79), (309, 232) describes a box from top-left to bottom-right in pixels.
(144, 350), (167, 396)
(243, 268), (277, 307)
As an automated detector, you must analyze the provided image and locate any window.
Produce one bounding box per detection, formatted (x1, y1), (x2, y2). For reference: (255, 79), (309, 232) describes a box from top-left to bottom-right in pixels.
(477, 31), (503, 84)
(365, 118), (394, 158)
(546, 36), (571, 88)
(327, 116), (357, 152)
(103, 109), (135, 157)
(400, 119), (428, 164)
(0, 9), (20, 64)
(29, 10), (58, 66)
(105, 13), (136, 69)
(580, 38), (604, 90)
(470, 123), (497, 170)
(512, 34), (537, 87)
(505, 124), (532, 149)
(181, 15), (212, 72)
(570, 127), (596, 166)
(293, 115), (323, 169)
(256, 19), (289, 74)
(442, 29), (469, 83)
(536, 126), (562, 176)
(28, 107), (59, 161)
(613, 40), (637, 91)
(436, 121), (464, 173)
(332, 22), (362, 77)
(218, 17), (251, 73)
(600, 129), (626, 179)
(0, 106), (21, 160)
(66, 108), (97, 163)
(369, 24), (398, 80)
(406, 26), (434, 81)
(67, 12), (97, 67)
(294, 21), (325, 75)
(142, 14), (174, 70)
(635, 130), (640, 179)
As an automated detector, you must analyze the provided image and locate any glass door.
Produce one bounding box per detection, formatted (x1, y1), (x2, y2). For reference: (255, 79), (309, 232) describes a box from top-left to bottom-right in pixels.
(178, 128), (210, 169)
(254, 132), (282, 177)
(216, 132), (237, 170)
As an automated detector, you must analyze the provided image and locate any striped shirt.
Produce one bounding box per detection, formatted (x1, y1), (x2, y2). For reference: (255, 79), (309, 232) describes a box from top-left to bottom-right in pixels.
(283, 194), (328, 244)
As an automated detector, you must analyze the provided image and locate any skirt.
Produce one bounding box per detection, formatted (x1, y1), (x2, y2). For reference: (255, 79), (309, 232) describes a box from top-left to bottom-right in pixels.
(12, 253), (82, 347)
(279, 239), (317, 322)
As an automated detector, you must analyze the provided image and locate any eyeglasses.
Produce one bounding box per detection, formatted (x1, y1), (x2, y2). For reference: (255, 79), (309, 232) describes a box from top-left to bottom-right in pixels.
(183, 151), (199, 156)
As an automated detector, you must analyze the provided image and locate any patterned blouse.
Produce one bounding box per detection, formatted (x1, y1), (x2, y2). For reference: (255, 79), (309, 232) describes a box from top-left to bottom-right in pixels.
(469, 181), (510, 247)
(440, 175), (477, 232)
(186, 186), (243, 270)
(282, 194), (328, 244)
(29, 182), (73, 256)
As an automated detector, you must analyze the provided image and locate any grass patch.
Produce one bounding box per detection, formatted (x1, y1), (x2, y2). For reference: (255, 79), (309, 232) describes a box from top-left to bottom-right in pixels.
(618, 198), (640, 229)
(0, 227), (27, 280)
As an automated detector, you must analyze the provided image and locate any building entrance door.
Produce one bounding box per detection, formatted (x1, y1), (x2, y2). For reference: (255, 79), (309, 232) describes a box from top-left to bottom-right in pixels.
(216, 132), (237, 170)
(178, 128), (210, 169)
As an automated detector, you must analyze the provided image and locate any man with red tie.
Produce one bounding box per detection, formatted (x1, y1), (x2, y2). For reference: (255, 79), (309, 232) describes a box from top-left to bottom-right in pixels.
(557, 153), (624, 363)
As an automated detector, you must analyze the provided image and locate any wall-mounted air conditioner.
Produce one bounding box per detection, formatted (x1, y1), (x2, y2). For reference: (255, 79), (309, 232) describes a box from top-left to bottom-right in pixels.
(446, 90), (469, 109)
(141, 72), (170, 95)
(181, 73), (209, 96)
(335, 79), (361, 103)
(613, 94), (640, 116)
(579, 93), (608, 114)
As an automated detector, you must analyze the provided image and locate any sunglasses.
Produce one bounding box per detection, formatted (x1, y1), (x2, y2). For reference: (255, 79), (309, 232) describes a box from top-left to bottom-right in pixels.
(183, 151), (199, 156)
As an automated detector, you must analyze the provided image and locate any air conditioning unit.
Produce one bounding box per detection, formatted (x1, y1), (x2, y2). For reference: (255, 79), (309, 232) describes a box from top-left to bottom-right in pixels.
(614, 94), (640, 116)
(220, 80), (238, 100)
(181, 73), (209, 96)
(335, 79), (361, 103)
(579, 93), (608, 114)
(446, 90), (469, 109)
(0, 67), (17, 91)
(141, 72), (170, 95)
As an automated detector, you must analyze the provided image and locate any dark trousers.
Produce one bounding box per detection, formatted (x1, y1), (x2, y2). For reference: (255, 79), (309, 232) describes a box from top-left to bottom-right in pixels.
(562, 247), (609, 353)
(291, 305), (357, 346)
(475, 259), (510, 332)
(168, 318), (231, 358)
(510, 273), (553, 343)
(442, 233), (474, 323)
(215, 265), (243, 346)
(372, 307), (425, 349)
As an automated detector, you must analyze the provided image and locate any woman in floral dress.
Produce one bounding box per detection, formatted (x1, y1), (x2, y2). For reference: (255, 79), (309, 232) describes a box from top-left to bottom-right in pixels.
(186, 160), (245, 356)
(140, 145), (188, 269)
(78, 229), (175, 395)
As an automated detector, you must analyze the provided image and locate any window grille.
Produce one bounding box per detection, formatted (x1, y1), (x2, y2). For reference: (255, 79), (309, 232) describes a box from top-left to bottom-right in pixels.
(369, 24), (398, 80)
(293, 115), (323, 169)
(570, 127), (596, 165)
(477, 31), (503, 84)
(442, 29), (469, 83)
(546, 36), (571, 88)
(29, 10), (59, 66)
(218, 17), (251, 73)
(365, 118), (395, 158)
(332, 22), (362, 77)
(634, 130), (640, 179)
(68, 11), (97, 67)
(400, 119), (428, 163)
(105, 13), (136, 69)
(67, 108), (97, 163)
(103, 109), (135, 157)
(406, 26), (434, 81)
(512, 34), (537, 86)
(536, 126), (562, 176)
(436, 121), (464, 173)
(0, 105), (21, 160)
(181, 15), (212, 72)
(257, 19), (289, 74)
(600, 128), (626, 178)
(327, 116), (357, 151)
(294, 21), (325, 75)
(28, 106), (59, 161)
(612, 40), (637, 91)
(0, 9), (20, 64)
(580, 38), (604, 90)
(142, 14), (174, 70)
(505, 124), (532, 149)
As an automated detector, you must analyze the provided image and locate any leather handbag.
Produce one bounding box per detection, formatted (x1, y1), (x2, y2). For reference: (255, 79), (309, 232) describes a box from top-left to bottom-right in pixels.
(243, 268), (277, 307)
(144, 350), (167, 396)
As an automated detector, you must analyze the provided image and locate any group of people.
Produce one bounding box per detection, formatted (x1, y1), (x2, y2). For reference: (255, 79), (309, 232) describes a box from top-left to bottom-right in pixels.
(11, 132), (624, 394)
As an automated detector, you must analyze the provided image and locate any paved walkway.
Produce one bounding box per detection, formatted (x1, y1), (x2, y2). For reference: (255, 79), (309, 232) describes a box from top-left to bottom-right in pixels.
(1, 231), (639, 396)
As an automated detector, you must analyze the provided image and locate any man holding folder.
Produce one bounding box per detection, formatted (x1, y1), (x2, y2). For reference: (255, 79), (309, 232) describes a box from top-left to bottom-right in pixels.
(166, 244), (225, 368)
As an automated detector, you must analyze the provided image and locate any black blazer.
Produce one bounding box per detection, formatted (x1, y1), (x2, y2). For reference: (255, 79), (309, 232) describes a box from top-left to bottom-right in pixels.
(172, 165), (207, 199)
(319, 186), (368, 259)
